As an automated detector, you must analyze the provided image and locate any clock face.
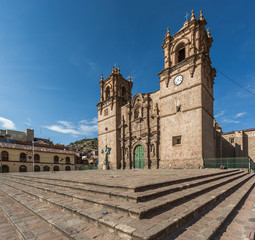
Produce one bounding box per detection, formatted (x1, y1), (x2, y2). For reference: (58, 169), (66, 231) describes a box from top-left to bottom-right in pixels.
(174, 75), (183, 86)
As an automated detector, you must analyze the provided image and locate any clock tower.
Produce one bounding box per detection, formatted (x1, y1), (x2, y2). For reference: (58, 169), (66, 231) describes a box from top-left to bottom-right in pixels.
(158, 10), (216, 168)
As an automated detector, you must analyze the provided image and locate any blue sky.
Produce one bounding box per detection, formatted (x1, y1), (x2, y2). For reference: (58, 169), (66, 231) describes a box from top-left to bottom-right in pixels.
(0, 0), (254, 145)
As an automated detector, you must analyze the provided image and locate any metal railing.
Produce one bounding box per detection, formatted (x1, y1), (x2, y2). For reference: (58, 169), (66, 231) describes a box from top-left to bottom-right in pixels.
(79, 165), (97, 170)
(204, 157), (255, 173)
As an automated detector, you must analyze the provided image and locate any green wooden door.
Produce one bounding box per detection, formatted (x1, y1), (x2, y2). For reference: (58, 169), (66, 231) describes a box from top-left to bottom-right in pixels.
(134, 145), (145, 168)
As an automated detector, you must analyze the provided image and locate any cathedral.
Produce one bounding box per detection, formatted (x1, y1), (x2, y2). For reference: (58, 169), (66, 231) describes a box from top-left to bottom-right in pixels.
(97, 10), (255, 170)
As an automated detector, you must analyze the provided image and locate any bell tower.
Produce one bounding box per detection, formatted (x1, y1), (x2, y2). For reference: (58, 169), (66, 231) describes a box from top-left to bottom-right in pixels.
(158, 10), (216, 168)
(97, 66), (133, 169)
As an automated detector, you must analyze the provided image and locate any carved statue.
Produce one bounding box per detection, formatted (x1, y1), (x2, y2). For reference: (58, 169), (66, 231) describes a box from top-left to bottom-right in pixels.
(101, 145), (111, 170)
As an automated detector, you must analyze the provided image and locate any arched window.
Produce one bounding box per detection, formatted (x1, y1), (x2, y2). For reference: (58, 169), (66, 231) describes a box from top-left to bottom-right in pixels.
(34, 154), (40, 163)
(2, 165), (9, 173)
(34, 165), (40, 172)
(20, 153), (26, 162)
(121, 86), (126, 99)
(43, 165), (50, 171)
(66, 157), (70, 164)
(176, 42), (185, 63)
(54, 156), (59, 164)
(19, 165), (27, 172)
(105, 86), (111, 100)
(53, 165), (59, 171)
(65, 166), (71, 171)
(1, 151), (9, 161)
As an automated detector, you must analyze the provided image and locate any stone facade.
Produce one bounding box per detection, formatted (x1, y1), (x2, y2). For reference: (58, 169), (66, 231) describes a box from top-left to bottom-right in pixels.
(0, 142), (75, 173)
(0, 129), (76, 173)
(97, 11), (218, 169)
(216, 128), (255, 162)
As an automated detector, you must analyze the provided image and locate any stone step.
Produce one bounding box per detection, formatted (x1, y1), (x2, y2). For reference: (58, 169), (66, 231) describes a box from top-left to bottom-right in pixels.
(132, 174), (255, 240)
(138, 171), (248, 219)
(133, 169), (240, 192)
(0, 202), (24, 240)
(2, 171), (247, 219)
(10, 169), (238, 193)
(0, 173), (253, 240)
(9, 169), (241, 203)
(0, 188), (69, 240)
(11, 172), (134, 192)
(0, 183), (123, 240)
(8, 175), (138, 202)
(167, 176), (255, 240)
(215, 179), (255, 240)
(0, 181), (134, 239)
(134, 170), (242, 202)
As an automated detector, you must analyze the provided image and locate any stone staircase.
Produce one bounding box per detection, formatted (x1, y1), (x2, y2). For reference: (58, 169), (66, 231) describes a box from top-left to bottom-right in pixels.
(0, 169), (254, 240)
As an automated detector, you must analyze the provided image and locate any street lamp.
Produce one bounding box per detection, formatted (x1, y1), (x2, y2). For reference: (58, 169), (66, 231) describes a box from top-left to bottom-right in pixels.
(32, 141), (34, 173)
(0, 151), (2, 174)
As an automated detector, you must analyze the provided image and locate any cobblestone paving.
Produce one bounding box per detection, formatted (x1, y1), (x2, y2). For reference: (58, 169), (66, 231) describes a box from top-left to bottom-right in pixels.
(215, 182), (255, 240)
(0, 169), (254, 240)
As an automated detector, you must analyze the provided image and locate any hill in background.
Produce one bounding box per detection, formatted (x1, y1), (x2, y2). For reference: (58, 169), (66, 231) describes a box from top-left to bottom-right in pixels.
(67, 138), (98, 151)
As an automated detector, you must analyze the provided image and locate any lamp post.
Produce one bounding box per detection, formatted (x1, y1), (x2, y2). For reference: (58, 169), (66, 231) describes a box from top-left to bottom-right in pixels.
(32, 141), (34, 173)
(0, 150), (2, 174)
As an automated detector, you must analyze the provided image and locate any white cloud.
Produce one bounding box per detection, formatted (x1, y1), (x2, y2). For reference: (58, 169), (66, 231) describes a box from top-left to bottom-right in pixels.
(44, 117), (98, 137)
(234, 112), (247, 118)
(80, 117), (97, 124)
(215, 111), (224, 118)
(79, 124), (98, 135)
(0, 117), (16, 129)
(222, 118), (240, 124)
(45, 125), (79, 134)
(57, 120), (74, 128)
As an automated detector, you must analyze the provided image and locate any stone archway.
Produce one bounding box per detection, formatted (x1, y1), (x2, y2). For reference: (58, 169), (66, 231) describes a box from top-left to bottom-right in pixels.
(34, 165), (40, 172)
(134, 145), (145, 168)
(2, 165), (9, 173)
(19, 165), (27, 172)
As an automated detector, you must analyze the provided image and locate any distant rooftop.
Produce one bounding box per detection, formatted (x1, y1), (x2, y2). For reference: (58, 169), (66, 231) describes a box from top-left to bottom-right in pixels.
(222, 128), (255, 135)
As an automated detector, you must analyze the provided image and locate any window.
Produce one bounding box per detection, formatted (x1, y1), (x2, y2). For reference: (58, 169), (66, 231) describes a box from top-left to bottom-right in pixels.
(229, 138), (234, 143)
(34, 165), (40, 172)
(1, 151), (8, 161)
(176, 105), (181, 112)
(54, 156), (59, 164)
(34, 154), (40, 163)
(121, 86), (126, 99)
(105, 86), (111, 100)
(66, 157), (70, 164)
(43, 166), (50, 171)
(65, 166), (71, 171)
(53, 166), (59, 171)
(178, 48), (185, 62)
(19, 165), (27, 172)
(173, 136), (182, 146)
(20, 153), (26, 162)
